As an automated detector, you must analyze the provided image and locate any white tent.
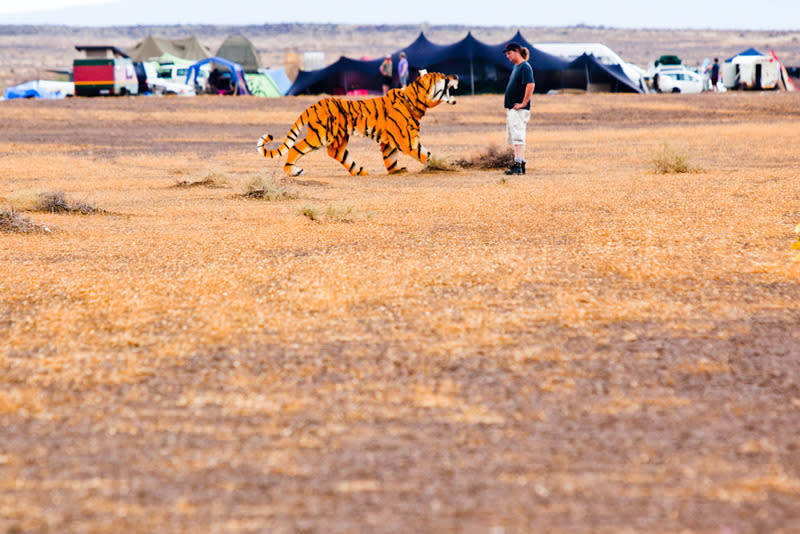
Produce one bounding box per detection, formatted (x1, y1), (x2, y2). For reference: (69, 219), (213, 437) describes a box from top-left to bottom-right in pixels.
(722, 48), (781, 90)
(535, 42), (647, 91)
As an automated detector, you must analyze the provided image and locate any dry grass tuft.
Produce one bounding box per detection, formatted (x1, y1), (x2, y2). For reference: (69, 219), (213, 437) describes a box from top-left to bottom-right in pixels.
(299, 203), (321, 221)
(423, 154), (456, 172)
(241, 174), (293, 201)
(0, 208), (51, 233)
(454, 144), (514, 169)
(5, 189), (43, 211)
(174, 169), (229, 188)
(8, 189), (103, 214)
(173, 176), (217, 188)
(299, 203), (373, 223)
(651, 141), (698, 174)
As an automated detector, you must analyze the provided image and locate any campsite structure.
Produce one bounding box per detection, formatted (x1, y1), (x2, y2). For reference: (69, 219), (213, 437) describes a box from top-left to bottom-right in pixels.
(127, 35), (210, 64)
(185, 57), (251, 95)
(215, 34), (285, 97)
(534, 42), (647, 91)
(73, 45), (138, 96)
(287, 31), (644, 96)
(723, 48), (782, 90)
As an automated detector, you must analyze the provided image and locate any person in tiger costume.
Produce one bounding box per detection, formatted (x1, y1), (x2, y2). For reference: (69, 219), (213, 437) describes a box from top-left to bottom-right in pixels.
(257, 72), (458, 177)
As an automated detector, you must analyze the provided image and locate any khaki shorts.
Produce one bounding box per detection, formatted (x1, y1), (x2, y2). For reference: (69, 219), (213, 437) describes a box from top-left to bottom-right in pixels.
(505, 108), (530, 145)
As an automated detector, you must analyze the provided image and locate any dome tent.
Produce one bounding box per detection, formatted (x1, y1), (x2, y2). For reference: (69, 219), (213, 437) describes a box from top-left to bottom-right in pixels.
(186, 57), (251, 96)
(216, 35), (262, 72)
(127, 35), (210, 62)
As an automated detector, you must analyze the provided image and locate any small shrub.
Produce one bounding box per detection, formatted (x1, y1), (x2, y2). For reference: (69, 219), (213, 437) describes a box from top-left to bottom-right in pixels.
(8, 190), (103, 214)
(0, 208), (51, 233)
(36, 190), (71, 212)
(652, 142), (694, 174)
(242, 174), (292, 201)
(69, 198), (102, 215)
(454, 144), (515, 169)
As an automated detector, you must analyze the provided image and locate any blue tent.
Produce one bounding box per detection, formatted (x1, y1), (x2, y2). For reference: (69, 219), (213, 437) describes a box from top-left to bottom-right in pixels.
(287, 31), (641, 96)
(263, 68), (293, 95)
(185, 56), (251, 95)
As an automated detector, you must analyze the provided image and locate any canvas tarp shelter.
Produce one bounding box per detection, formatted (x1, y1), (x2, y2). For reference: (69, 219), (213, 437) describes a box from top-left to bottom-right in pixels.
(4, 80), (72, 100)
(128, 35), (210, 62)
(217, 35), (262, 72)
(287, 31), (642, 96)
(186, 57), (251, 95)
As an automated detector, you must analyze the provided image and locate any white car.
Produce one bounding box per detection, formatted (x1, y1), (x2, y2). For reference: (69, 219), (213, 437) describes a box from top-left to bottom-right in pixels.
(143, 63), (195, 96)
(654, 67), (704, 94)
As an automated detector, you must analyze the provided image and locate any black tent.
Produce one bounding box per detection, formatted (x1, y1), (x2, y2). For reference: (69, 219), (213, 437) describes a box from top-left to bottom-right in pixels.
(287, 31), (641, 96)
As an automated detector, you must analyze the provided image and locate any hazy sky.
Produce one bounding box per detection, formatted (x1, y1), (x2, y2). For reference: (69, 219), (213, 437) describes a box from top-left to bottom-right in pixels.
(2, 0), (800, 29)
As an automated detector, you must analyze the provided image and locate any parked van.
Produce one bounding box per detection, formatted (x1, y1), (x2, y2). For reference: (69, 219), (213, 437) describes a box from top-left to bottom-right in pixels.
(73, 46), (139, 97)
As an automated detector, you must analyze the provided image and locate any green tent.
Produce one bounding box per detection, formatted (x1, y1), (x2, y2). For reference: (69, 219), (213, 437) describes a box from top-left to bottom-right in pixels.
(244, 72), (281, 98)
(217, 35), (262, 72)
(127, 35), (210, 62)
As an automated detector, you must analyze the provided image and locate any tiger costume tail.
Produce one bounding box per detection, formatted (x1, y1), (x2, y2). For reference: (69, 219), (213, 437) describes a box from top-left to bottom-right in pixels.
(256, 111), (309, 159)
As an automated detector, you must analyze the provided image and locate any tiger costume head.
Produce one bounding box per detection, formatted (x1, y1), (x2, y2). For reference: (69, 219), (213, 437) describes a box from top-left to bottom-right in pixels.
(257, 72), (459, 177)
(394, 72), (459, 116)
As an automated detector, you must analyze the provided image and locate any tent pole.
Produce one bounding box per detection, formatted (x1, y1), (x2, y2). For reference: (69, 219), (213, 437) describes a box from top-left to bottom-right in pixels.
(470, 58), (475, 95)
(585, 64), (590, 92)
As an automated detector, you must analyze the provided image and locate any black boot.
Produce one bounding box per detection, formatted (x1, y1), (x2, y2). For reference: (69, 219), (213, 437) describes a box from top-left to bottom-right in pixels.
(504, 161), (523, 175)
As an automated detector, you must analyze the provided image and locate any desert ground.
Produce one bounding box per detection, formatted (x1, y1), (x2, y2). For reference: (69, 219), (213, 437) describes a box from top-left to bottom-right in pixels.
(1, 89), (800, 533)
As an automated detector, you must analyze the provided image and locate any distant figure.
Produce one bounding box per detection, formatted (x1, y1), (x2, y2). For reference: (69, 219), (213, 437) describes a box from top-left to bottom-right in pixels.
(502, 42), (535, 175)
(710, 58), (721, 92)
(380, 55), (393, 95)
(398, 52), (409, 89)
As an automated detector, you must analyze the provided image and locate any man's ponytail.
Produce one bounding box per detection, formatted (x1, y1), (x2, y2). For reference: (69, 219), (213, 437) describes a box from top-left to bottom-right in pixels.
(520, 47), (530, 61)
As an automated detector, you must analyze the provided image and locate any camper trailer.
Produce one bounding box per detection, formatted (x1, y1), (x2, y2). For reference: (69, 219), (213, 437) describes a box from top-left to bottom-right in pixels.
(73, 46), (138, 96)
(722, 49), (781, 90)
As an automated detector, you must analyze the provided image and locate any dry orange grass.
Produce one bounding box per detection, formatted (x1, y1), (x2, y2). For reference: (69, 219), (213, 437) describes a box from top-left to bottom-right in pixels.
(1, 92), (800, 533)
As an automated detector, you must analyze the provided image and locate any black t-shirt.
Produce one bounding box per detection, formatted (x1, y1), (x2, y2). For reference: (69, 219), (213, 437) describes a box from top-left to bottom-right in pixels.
(504, 61), (534, 110)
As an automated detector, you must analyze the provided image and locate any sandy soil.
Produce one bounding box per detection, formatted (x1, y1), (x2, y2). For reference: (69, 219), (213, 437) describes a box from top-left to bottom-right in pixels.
(1, 90), (800, 533)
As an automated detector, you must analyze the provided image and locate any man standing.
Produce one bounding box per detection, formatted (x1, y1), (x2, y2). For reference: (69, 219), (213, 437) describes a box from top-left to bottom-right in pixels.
(709, 57), (721, 92)
(398, 52), (409, 89)
(503, 42), (535, 175)
(380, 55), (393, 95)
